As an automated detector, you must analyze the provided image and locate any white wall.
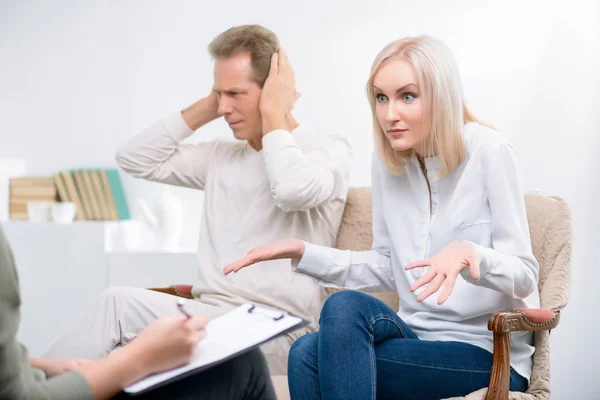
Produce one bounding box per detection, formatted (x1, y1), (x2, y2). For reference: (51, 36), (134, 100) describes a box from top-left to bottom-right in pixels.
(1, 0), (598, 397)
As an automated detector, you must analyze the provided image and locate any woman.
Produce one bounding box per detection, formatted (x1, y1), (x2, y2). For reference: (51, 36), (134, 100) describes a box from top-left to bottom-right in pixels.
(224, 35), (539, 400)
(0, 226), (276, 400)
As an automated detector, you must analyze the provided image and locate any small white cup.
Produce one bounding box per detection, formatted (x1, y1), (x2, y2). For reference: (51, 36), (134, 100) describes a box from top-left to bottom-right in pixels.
(27, 201), (51, 223)
(51, 202), (77, 224)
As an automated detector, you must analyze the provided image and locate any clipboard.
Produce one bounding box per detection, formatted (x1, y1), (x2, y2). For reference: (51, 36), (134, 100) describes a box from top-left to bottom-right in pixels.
(125, 303), (308, 395)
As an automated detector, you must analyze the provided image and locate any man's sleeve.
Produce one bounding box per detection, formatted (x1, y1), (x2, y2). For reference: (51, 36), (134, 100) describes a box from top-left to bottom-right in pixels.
(115, 113), (217, 190)
(261, 129), (353, 212)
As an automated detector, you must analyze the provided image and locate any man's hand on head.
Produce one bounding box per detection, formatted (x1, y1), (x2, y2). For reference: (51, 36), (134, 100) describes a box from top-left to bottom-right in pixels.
(181, 90), (221, 131)
(259, 49), (300, 135)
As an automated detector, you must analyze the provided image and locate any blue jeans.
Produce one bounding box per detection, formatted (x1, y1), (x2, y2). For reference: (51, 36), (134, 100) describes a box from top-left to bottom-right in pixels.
(288, 291), (528, 400)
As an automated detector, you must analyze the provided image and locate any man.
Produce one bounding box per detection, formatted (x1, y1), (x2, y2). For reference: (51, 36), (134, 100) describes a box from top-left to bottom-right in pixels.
(44, 25), (352, 374)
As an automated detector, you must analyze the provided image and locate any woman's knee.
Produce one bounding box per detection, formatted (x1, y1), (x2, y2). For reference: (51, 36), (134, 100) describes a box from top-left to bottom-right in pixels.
(321, 290), (373, 320)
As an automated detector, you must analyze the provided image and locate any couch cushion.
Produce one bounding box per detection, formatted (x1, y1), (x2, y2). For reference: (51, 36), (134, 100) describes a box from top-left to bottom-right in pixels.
(327, 187), (399, 310)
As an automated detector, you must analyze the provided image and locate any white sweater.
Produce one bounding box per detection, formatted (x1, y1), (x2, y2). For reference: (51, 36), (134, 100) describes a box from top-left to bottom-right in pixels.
(116, 113), (353, 330)
(294, 122), (540, 380)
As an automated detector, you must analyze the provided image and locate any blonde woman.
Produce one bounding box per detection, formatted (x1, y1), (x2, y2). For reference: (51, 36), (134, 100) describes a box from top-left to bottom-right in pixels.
(224, 35), (538, 399)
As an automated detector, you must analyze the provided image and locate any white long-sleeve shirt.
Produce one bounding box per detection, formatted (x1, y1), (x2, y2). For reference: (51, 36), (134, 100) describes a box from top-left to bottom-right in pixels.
(116, 113), (353, 330)
(294, 122), (540, 380)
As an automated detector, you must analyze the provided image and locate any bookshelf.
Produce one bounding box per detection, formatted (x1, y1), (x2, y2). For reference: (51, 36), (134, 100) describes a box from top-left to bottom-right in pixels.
(7, 169), (130, 222)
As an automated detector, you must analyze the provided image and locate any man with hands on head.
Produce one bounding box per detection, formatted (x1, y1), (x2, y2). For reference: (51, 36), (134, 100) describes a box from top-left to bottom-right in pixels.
(43, 25), (353, 376)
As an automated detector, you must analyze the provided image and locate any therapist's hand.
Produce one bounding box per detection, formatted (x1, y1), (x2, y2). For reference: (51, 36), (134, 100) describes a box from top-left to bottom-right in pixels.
(223, 239), (305, 275)
(30, 358), (93, 378)
(405, 240), (480, 304)
(125, 315), (208, 376)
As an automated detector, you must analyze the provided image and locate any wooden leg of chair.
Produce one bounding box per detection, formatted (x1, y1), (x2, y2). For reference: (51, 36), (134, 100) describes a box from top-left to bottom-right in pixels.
(485, 330), (511, 400)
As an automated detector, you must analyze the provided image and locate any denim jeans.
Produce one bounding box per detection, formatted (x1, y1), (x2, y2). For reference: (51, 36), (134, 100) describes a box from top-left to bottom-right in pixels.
(288, 291), (528, 400)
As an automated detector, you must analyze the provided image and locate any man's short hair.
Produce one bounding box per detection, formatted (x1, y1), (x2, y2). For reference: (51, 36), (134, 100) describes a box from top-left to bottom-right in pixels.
(208, 25), (280, 87)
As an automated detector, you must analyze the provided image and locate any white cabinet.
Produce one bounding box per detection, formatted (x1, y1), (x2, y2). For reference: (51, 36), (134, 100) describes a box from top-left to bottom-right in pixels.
(1, 221), (198, 356)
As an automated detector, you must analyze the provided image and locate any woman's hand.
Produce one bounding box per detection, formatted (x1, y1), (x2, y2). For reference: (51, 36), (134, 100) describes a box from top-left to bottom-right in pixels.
(124, 315), (208, 376)
(405, 240), (481, 304)
(223, 239), (305, 275)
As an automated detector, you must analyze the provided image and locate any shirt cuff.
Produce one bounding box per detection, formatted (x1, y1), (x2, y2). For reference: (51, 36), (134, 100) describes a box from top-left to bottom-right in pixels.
(460, 242), (494, 284)
(291, 241), (334, 279)
(163, 112), (195, 142)
(262, 129), (295, 152)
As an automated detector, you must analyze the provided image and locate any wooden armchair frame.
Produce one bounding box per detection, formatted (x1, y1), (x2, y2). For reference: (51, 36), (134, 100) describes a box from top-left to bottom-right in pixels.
(485, 308), (560, 400)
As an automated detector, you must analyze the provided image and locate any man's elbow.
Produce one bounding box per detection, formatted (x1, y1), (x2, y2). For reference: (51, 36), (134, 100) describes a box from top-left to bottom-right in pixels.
(270, 181), (328, 212)
(114, 148), (143, 178)
(271, 187), (312, 212)
(269, 169), (341, 212)
(114, 148), (126, 168)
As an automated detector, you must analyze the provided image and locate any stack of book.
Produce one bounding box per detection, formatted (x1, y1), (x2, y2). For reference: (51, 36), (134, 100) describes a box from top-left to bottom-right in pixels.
(9, 177), (57, 220)
(53, 169), (130, 221)
(9, 169), (130, 221)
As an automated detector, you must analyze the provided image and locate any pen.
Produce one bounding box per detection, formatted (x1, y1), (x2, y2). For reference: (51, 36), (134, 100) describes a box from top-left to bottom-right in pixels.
(177, 298), (192, 319)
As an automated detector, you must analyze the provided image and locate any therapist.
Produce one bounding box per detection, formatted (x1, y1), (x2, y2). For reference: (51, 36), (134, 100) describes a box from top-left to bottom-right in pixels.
(0, 226), (276, 400)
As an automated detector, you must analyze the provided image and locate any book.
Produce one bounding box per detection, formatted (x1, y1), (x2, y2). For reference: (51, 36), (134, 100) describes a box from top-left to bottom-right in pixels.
(8, 176), (58, 221)
(103, 169), (130, 220)
(91, 170), (111, 220)
(99, 170), (119, 220)
(9, 204), (28, 213)
(9, 186), (57, 198)
(9, 197), (57, 206)
(61, 172), (86, 220)
(53, 173), (70, 202)
(82, 170), (101, 220)
(73, 171), (93, 220)
(9, 177), (55, 188)
(9, 211), (29, 220)
(125, 304), (306, 395)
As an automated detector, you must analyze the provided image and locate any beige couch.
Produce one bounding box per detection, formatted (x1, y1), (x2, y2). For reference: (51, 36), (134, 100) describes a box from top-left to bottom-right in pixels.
(271, 187), (572, 400)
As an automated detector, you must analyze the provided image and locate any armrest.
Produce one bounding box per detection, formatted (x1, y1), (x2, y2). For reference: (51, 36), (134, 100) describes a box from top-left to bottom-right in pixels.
(148, 284), (193, 299)
(488, 308), (560, 333)
(485, 309), (560, 400)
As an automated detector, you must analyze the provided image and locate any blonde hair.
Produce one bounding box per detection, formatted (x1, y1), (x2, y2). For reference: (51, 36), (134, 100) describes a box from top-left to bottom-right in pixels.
(366, 35), (484, 177)
(208, 25), (279, 87)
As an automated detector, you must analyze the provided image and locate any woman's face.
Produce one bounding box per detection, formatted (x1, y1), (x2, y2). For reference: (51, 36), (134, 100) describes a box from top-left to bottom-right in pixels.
(373, 57), (427, 154)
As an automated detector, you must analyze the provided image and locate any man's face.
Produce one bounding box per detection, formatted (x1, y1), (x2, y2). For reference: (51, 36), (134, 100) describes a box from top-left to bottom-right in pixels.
(213, 52), (263, 141)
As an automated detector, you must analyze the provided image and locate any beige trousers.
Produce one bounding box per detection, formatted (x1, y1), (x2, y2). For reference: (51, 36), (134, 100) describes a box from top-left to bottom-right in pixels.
(43, 286), (302, 375)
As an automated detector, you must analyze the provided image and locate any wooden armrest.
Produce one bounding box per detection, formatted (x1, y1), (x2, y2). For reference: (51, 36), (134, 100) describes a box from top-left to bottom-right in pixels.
(148, 284), (193, 299)
(488, 308), (560, 333)
(485, 309), (560, 400)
